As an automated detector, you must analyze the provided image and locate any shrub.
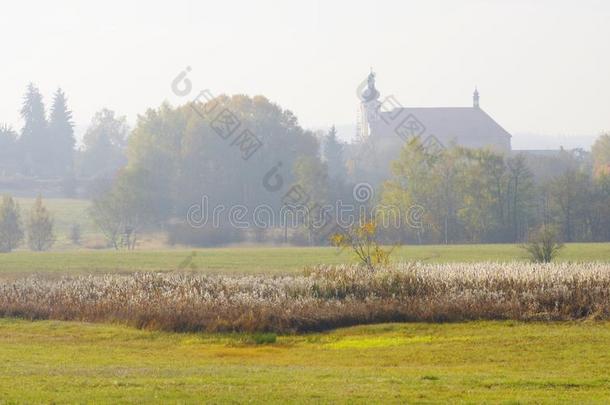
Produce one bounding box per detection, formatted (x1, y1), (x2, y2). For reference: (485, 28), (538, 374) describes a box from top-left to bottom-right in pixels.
(523, 225), (564, 263)
(330, 220), (392, 271)
(248, 333), (277, 345)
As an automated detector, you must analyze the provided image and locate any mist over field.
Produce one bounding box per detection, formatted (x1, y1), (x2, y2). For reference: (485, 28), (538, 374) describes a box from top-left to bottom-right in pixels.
(1, 1), (610, 403)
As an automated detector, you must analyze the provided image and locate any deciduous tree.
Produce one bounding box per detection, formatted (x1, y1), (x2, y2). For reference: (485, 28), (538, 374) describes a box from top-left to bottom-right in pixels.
(592, 133), (610, 177)
(27, 195), (55, 251)
(79, 109), (129, 177)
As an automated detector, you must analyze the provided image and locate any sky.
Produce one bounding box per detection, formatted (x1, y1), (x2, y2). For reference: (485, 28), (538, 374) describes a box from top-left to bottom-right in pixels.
(1, 0), (609, 149)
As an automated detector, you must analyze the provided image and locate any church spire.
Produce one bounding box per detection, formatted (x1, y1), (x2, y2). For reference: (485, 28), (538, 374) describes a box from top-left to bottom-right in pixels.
(359, 69), (380, 102)
(473, 87), (480, 108)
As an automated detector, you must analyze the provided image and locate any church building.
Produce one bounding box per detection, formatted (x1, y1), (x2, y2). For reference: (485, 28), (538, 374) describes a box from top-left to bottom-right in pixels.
(357, 71), (512, 154)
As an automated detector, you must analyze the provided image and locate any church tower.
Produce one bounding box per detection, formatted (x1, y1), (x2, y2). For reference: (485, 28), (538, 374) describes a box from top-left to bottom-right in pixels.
(357, 69), (381, 139)
(473, 87), (480, 108)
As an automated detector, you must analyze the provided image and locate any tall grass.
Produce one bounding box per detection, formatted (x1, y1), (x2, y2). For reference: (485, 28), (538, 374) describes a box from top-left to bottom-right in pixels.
(1, 262), (609, 333)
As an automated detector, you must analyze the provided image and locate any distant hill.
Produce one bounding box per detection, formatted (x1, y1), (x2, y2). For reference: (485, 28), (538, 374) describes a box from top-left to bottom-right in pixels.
(511, 133), (598, 151)
(313, 125), (598, 152)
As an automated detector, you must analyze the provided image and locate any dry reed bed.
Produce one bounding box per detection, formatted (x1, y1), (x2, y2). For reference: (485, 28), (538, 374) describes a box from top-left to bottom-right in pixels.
(1, 262), (610, 333)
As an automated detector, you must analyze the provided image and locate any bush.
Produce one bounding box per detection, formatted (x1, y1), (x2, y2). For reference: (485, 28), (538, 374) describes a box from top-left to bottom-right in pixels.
(523, 225), (564, 263)
(248, 333), (277, 345)
(330, 220), (392, 271)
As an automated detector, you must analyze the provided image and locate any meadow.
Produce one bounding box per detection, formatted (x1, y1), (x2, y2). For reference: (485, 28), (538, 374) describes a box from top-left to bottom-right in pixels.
(1, 243), (610, 276)
(1, 319), (609, 403)
(15, 197), (95, 247)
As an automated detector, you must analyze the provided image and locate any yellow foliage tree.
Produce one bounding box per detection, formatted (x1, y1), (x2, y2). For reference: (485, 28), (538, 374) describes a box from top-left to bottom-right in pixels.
(330, 220), (392, 271)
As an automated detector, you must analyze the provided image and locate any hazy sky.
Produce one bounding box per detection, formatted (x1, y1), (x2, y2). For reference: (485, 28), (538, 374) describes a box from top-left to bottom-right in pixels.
(1, 0), (609, 149)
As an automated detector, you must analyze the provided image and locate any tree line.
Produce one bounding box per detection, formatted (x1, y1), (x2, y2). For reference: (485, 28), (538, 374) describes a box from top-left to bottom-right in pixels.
(0, 84), (128, 184)
(0, 85), (74, 178)
(86, 93), (610, 248)
(2, 88), (610, 249)
(379, 136), (610, 244)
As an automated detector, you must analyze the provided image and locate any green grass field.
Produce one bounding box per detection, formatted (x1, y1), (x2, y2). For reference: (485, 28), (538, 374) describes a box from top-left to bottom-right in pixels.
(0, 319), (609, 403)
(15, 197), (93, 232)
(1, 243), (609, 276)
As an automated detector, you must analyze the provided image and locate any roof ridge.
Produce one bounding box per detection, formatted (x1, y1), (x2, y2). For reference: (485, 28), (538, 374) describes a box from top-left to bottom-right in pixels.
(394, 106), (479, 109)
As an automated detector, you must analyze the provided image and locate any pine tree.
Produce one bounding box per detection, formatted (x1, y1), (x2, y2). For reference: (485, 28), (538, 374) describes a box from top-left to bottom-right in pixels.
(0, 125), (19, 175)
(322, 125), (350, 202)
(19, 84), (49, 177)
(49, 88), (75, 177)
(27, 195), (54, 251)
(0, 195), (24, 252)
(323, 125), (346, 180)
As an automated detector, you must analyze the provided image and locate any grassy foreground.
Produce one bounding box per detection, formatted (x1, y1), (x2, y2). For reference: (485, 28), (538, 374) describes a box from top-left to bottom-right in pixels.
(1, 243), (610, 275)
(0, 319), (609, 403)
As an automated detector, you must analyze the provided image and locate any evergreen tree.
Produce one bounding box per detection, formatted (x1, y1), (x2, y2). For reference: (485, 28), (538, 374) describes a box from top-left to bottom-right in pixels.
(49, 88), (75, 177)
(27, 195), (55, 251)
(292, 156), (330, 245)
(0, 195), (24, 252)
(323, 125), (352, 203)
(323, 125), (346, 180)
(0, 125), (19, 175)
(19, 84), (49, 177)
